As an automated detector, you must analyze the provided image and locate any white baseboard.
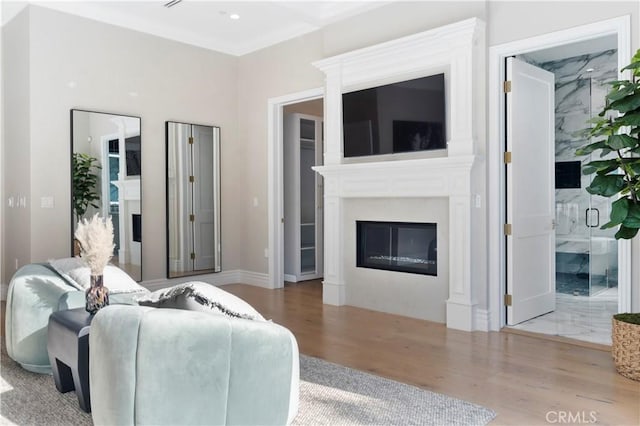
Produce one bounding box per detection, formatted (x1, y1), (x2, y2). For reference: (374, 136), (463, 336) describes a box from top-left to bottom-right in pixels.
(284, 274), (297, 283)
(141, 270), (271, 292)
(239, 270), (271, 288)
(474, 309), (491, 332)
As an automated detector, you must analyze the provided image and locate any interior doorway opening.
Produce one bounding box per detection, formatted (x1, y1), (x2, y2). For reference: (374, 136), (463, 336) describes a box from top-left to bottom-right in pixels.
(267, 87), (325, 290)
(283, 99), (325, 284)
(504, 34), (627, 345)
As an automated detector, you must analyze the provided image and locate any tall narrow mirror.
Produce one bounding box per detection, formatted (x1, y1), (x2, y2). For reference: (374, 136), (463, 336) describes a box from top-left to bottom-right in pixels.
(71, 109), (142, 281)
(166, 121), (221, 277)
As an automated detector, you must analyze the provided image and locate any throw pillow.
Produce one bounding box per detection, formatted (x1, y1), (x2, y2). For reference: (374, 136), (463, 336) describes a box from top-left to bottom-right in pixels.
(48, 257), (149, 295)
(136, 281), (265, 321)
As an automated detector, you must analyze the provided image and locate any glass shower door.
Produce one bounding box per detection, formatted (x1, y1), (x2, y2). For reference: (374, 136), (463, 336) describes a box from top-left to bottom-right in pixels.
(556, 75), (618, 297)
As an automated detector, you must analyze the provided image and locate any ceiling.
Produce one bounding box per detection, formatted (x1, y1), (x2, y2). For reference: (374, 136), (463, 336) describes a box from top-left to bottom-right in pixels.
(2, 1), (389, 56)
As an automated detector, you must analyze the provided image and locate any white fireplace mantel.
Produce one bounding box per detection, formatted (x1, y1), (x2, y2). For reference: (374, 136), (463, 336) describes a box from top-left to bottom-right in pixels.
(313, 17), (486, 332)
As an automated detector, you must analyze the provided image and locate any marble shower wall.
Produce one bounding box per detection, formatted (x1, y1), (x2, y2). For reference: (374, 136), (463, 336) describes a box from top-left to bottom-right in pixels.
(518, 50), (619, 284)
(545, 50), (617, 244)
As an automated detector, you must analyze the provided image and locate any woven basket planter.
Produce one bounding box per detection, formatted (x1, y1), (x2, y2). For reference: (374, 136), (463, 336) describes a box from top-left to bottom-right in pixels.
(612, 316), (640, 381)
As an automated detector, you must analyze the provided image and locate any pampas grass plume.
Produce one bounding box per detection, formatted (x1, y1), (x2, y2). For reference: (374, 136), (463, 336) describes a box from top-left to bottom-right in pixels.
(75, 213), (115, 276)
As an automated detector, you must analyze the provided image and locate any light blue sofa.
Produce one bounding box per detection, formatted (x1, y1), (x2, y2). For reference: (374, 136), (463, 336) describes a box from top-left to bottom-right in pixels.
(5, 263), (144, 374)
(89, 305), (300, 425)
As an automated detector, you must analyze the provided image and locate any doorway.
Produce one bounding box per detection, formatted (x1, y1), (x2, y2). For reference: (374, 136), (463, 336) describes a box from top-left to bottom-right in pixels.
(489, 16), (632, 344)
(508, 41), (621, 345)
(283, 99), (325, 284)
(267, 88), (325, 289)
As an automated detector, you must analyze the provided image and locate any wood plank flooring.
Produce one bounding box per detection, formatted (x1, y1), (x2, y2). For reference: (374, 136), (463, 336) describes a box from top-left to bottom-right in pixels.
(222, 280), (640, 426)
(2, 281), (638, 425)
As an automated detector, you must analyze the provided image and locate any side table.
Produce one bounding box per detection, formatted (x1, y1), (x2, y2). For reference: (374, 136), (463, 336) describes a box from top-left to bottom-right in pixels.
(47, 307), (94, 413)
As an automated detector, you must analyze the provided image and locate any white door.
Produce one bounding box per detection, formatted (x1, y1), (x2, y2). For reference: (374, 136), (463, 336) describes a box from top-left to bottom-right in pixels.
(506, 57), (556, 325)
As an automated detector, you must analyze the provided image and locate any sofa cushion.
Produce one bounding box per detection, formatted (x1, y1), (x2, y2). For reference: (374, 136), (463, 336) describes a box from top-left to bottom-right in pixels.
(48, 257), (148, 295)
(136, 282), (265, 321)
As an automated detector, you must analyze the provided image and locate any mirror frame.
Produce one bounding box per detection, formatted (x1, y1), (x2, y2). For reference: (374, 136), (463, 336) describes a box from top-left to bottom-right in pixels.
(70, 109), (142, 281)
(165, 121), (222, 278)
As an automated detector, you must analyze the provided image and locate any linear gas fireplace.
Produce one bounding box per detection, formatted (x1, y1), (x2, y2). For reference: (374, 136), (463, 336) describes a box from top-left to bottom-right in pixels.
(356, 221), (437, 276)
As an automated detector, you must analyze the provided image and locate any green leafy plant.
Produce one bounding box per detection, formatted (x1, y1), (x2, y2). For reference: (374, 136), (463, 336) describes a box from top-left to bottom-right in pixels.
(614, 313), (640, 326)
(72, 152), (101, 219)
(576, 48), (640, 239)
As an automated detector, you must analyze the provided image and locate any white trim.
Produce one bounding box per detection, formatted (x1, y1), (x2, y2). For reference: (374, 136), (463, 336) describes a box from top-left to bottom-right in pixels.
(239, 271), (271, 288)
(141, 269), (270, 292)
(267, 87), (324, 290)
(313, 17), (486, 332)
(488, 15), (632, 331)
(141, 270), (241, 291)
(474, 309), (491, 332)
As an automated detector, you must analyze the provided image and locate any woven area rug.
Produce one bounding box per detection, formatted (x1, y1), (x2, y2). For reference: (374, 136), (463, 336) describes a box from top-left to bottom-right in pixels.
(1, 348), (495, 425)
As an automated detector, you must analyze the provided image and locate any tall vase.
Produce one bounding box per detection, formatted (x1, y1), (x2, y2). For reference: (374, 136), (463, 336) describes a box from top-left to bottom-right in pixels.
(85, 274), (109, 314)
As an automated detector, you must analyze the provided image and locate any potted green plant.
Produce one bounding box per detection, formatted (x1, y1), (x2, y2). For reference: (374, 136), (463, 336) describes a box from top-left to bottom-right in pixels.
(576, 48), (640, 381)
(612, 313), (640, 381)
(72, 152), (101, 220)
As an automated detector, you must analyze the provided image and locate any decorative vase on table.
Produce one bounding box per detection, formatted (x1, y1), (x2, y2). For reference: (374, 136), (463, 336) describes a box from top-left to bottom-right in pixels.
(75, 213), (115, 314)
(86, 273), (110, 314)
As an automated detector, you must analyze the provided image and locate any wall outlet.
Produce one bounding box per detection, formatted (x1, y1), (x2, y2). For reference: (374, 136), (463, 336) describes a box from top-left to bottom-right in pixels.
(14, 258), (18, 270)
(264, 248), (269, 258)
(253, 197), (259, 207)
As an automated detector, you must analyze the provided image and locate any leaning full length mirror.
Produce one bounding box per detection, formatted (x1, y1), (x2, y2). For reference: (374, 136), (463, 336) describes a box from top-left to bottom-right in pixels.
(166, 121), (221, 277)
(71, 109), (142, 281)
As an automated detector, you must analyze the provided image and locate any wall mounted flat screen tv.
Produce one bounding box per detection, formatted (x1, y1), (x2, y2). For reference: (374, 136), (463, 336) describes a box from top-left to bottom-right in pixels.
(342, 73), (446, 158)
(108, 136), (141, 176)
(555, 161), (581, 189)
(125, 136), (141, 176)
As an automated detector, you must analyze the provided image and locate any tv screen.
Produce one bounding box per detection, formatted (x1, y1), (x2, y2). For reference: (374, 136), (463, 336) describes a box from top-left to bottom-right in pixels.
(342, 73), (446, 157)
(555, 161), (581, 189)
(125, 135), (141, 176)
(108, 136), (141, 176)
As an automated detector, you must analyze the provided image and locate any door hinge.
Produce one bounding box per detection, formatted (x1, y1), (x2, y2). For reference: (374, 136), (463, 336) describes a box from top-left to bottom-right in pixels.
(504, 80), (512, 93)
(190, 252), (196, 260)
(189, 214), (195, 222)
(504, 151), (512, 164)
(188, 136), (194, 145)
(504, 294), (513, 306)
(189, 175), (195, 183)
(504, 223), (512, 236)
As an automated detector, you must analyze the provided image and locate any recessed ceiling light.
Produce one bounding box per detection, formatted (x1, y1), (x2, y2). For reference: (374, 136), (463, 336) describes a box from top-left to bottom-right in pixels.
(230, 13), (240, 20)
(586, 68), (595, 72)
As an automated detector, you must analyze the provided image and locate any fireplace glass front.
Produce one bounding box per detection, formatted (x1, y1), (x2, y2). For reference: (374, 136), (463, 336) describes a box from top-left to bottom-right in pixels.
(357, 221), (436, 276)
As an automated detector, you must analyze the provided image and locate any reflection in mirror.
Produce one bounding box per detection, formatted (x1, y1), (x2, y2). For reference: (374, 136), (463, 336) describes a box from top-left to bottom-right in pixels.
(166, 121), (221, 277)
(71, 109), (142, 281)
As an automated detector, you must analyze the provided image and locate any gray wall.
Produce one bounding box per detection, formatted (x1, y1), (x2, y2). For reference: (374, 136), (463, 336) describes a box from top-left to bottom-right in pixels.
(2, 9), (31, 286)
(2, 6), (239, 283)
(2, 1), (639, 310)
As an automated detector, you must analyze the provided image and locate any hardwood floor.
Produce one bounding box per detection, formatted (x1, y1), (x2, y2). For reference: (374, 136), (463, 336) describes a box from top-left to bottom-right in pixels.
(2, 282), (638, 425)
(222, 280), (640, 426)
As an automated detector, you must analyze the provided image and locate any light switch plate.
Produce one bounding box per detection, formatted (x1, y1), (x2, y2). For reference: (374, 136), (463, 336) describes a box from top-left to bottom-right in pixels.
(41, 196), (54, 209)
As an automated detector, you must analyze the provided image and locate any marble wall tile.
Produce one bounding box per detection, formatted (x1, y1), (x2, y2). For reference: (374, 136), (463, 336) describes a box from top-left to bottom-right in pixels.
(543, 50), (619, 250)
